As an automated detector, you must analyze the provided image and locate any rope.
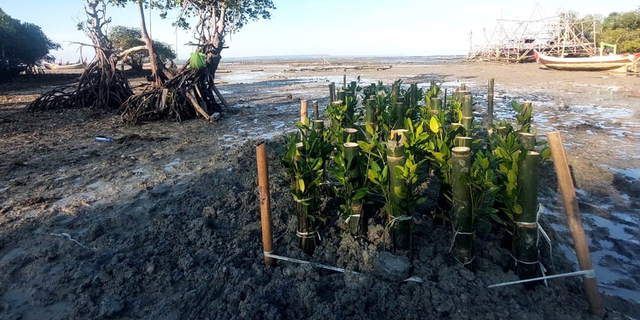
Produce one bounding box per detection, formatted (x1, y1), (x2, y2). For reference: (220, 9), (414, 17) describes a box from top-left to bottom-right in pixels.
(344, 214), (361, 223)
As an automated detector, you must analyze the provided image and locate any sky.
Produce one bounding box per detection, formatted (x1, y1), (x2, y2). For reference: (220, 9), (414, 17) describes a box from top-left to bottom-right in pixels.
(1, 0), (638, 62)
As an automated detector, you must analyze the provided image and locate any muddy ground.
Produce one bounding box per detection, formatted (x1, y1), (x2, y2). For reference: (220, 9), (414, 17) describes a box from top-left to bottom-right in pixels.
(0, 58), (639, 319)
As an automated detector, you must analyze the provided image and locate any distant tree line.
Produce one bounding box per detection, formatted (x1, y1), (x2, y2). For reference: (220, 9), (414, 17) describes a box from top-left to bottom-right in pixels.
(0, 8), (59, 81)
(577, 7), (640, 53)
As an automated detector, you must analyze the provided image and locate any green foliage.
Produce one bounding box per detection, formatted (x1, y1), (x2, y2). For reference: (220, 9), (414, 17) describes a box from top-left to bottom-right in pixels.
(0, 8), (59, 80)
(152, 0), (276, 35)
(109, 25), (176, 70)
(598, 8), (640, 53)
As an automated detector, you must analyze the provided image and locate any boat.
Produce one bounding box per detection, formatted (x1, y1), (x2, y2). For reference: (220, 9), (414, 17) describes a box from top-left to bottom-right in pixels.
(533, 50), (640, 71)
(43, 62), (86, 70)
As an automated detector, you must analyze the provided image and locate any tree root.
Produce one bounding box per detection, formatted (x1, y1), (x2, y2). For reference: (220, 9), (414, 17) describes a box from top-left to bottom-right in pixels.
(120, 68), (228, 124)
(27, 58), (133, 112)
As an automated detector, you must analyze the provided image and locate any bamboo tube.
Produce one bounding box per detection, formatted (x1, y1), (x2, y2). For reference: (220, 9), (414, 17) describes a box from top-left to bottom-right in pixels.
(513, 151), (540, 282)
(393, 101), (405, 129)
(313, 120), (324, 134)
(518, 132), (536, 150)
(462, 94), (473, 117)
(256, 143), (276, 267)
(344, 142), (364, 235)
(392, 83), (399, 103)
(300, 100), (308, 125)
(337, 89), (346, 104)
(546, 132), (603, 316)
(329, 82), (336, 102)
(454, 136), (472, 148)
(430, 97), (442, 114)
(355, 122), (368, 141)
(365, 98), (376, 124)
(387, 130), (410, 253)
(460, 84), (466, 91)
(488, 78), (494, 128)
(345, 91), (355, 123)
(343, 128), (358, 143)
(312, 101), (319, 120)
(452, 146), (474, 269)
(462, 116), (473, 135)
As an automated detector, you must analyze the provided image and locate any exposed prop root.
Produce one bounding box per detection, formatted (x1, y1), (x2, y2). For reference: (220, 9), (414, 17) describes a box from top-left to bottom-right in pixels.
(120, 68), (228, 124)
(27, 56), (133, 112)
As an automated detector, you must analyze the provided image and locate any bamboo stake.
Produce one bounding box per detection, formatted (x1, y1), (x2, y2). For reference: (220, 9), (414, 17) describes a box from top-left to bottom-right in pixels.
(344, 142), (364, 235)
(300, 99), (308, 125)
(430, 97), (442, 115)
(329, 82), (336, 102)
(462, 94), (473, 117)
(462, 116), (473, 135)
(518, 132), (536, 150)
(312, 101), (319, 120)
(343, 74), (346, 89)
(546, 132), (603, 316)
(387, 130), (410, 253)
(454, 136), (472, 148)
(488, 78), (494, 128)
(343, 128), (358, 143)
(256, 143), (276, 267)
(337, 89), (346, 105)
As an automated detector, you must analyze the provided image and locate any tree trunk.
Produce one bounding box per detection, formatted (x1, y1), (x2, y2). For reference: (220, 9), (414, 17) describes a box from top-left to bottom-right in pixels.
(137, 0), (166, 86)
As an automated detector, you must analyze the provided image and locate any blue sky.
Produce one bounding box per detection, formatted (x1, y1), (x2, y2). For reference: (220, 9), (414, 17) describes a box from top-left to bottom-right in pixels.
(1, 0), (638, 61)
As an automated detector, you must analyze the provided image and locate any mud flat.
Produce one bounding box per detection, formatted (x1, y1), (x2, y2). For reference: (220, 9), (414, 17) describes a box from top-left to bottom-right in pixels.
(0, 58), (639, 319)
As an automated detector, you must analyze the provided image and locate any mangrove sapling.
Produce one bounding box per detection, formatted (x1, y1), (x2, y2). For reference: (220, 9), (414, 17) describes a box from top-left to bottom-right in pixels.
(281, 123), (332, 255)
(329, 143), (368, 236)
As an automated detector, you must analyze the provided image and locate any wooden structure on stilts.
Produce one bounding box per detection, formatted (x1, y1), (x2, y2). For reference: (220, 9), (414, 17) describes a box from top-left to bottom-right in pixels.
(468, 5), (599, 62)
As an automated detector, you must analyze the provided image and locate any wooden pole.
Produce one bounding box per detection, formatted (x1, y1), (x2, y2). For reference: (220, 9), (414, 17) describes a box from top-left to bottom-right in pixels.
(300, 100), (308, 125)
(256, 143), (276, 267)
(546, 132), (603, 316)
(488, 78), (494, 128)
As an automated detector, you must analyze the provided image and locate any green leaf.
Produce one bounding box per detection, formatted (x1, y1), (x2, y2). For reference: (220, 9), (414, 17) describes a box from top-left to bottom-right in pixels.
(353, 188), (368, 200)
(429, 116), (440, 133)
(514, 203), (523, 215)
(394, 185), (406, 199)
(498, 164), (509, 174)
(298, 179), (306, 193)
(507, 170), (517, 184)
(368, 169), (379, 182)
(416, 197), (427, 205)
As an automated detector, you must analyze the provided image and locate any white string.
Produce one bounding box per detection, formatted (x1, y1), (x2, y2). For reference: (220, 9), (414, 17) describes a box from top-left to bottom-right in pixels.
(263, 252), (425, 283)
(344, 214), (361, 223)
(50, 233), (92, 250)
(296, 230), (321, 241)
(388, 215), (413, 228)
(488, 269), (595, 288)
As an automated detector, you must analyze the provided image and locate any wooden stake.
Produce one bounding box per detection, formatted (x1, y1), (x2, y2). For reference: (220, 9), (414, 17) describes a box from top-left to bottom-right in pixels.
(256, 143), (276, 267)
(312, 101), (319, 120)
(546, 132), (603, 316)
(488, 78), (494, 128)
(300, 99), (308, 125)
